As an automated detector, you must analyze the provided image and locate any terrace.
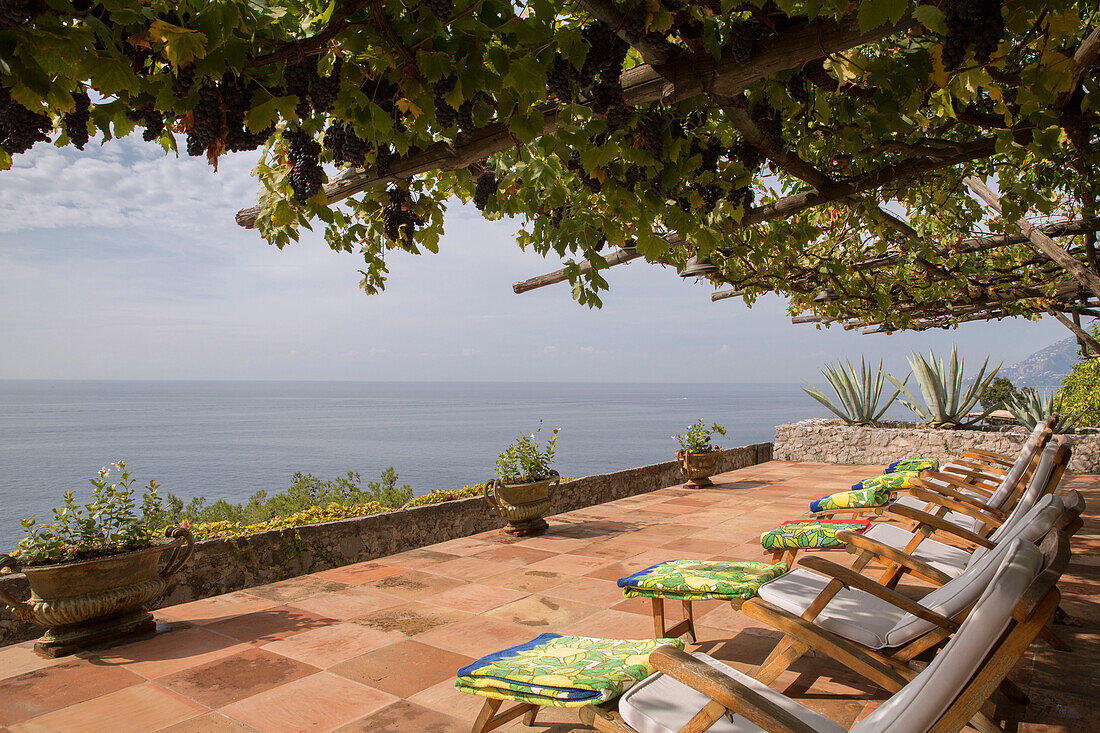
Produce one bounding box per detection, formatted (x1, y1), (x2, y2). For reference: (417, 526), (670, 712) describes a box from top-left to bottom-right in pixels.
(0, 460), (1096, 733)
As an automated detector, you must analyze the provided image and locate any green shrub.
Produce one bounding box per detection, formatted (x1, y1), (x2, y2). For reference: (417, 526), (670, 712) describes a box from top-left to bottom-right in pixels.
(675, 419), (727, 453)
(495, 421), (559, 483)
(980, 376), (1020, 411)
(14, 462), (171, 564)
(167, 468), (413, 527)
(1061, 357), (1100, 426)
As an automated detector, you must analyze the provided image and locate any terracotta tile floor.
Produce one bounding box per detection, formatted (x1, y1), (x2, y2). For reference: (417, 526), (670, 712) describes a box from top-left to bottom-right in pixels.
(0, 461), (1097, 732)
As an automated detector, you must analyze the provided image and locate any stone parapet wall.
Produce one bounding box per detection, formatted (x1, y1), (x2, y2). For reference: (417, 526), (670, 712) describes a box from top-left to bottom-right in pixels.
(774, 419), (1100, 473)
(0, 443), (771, 648)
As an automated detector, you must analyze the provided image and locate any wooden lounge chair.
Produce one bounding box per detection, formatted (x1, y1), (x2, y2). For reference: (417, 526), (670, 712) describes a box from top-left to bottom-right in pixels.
(742, 502), (1077, 690)
(781, 441), (1067, 573)
(578, 534), (1068, 733)
(812, 419), (1052, 523)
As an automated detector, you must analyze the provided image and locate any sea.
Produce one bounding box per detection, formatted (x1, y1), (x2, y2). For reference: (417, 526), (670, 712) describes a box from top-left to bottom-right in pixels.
(0, 380), (841, 551)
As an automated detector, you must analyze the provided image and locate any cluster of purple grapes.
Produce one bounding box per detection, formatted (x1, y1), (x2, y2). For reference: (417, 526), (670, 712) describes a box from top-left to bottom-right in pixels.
(171, 64), (195, 99)
(0, 0), (36, 28)
(0, 84), (51, 156)
(282, 129), (324, 202)
(128, 106), (162, 141)
(546, 23), (630, 128)
(942, 0), (1004, 69)
(728, 18), (763, 64)
(567, 150), (602, 193)
(186, 82), (221, 157)
(324, 122), (372, 166)
(62, 91), (91, 150)
(473, 171), (497, 210)
(284, 56), (343, 120)
(424, 0), (453, 22)
(750, 102), (783, 149)
(381, 188), (424, 245)
(221, 73), (272, 152)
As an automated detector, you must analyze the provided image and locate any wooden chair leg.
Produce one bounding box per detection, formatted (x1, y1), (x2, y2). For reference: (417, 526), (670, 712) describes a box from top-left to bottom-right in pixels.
(648, 596), (695, 639)
(1039, 625), (1071, 651)
(753, 635), (810, 685)
(681, 600), (697, 643)
(471, 699), (502, 733)
(470, 698), (540, 733)
(651, 597), (665, 639)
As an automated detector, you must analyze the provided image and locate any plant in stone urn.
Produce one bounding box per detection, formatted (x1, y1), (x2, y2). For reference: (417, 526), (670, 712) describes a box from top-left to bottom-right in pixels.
(0, 462), (194, 657)
(674, 420), (727, 487)
(485, 422), (560, 536)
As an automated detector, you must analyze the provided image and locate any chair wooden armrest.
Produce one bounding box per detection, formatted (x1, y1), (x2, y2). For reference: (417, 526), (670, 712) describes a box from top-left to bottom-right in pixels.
(908, 487), (1005, 529)
(835, 529), (955, 585)
(797, 556), (959, 632)
(740, 598), (912, 691)
(936, 467), (1002, 495)
(962, 449), (1015, 467)
(946, 458), (1009, 477)
(882, 504), (998, 551)
(910, 477), (1006, 518)
(649, 646), (819, 733)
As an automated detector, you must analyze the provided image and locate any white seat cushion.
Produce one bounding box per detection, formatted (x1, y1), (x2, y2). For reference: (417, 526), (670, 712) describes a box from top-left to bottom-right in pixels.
(756, 569), (904, 649)
(619, 651), (845, 733)
(864, 523), (973, 578)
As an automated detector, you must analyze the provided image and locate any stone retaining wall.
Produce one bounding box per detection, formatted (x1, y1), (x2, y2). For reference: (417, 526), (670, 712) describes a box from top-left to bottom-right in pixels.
(0, 443), (771, 648)
(774, 419), (1100, 472)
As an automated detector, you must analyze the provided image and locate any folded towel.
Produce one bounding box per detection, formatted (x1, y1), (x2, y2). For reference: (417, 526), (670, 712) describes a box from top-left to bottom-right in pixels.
(617, 559), (788, 601)
(810, 487), (891, 513)
(760, 519), (872, 550)
(886, 458), (938, 474)
(852, 471), (921, 492)
(455, 633), (683, 707)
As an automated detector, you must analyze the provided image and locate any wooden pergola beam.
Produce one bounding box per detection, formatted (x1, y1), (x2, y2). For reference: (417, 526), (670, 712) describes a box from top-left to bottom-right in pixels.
(512, 247), (643, 294)
(964, 177), (1100, 300)
(236, 17), (909, 227)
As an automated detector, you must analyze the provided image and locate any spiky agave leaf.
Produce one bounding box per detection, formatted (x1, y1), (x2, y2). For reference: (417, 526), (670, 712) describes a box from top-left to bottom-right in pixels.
(888, 346), (1001, 428)
(802, 358), (900, 425)
(1004, 390), (1083, 433)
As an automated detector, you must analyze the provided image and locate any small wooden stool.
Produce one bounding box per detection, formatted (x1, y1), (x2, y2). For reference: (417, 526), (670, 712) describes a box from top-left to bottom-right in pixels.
(648, 596), (746, 641)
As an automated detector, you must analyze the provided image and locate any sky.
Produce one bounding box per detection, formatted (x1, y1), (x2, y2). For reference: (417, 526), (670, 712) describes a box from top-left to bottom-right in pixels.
(0, 136), (1078, 383)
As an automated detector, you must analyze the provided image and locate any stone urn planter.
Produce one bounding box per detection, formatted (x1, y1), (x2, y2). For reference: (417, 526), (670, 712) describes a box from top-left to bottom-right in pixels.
(676, 449), (721, 487)
(0, 526), (194, 657)
(484, 471), (559, 536)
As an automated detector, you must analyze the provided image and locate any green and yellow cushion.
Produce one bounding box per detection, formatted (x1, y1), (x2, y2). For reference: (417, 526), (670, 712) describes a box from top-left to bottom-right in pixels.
(886, 458), (938, 474)
(616, 559), (789, 601)
(760, 519), (872, 550)
(454, 634), (683, 707)
(852, 471), (922, 493)
(810, 486), (892, 513)
(884, 457), (937, 473)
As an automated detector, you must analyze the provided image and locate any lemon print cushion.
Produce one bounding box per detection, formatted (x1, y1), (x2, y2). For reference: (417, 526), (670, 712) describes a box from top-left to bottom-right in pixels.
(760, 518), (871, 550)
(885, 458), (938, 474)
(810, 486), (893, 513)
(616, 559), (789, 601)
(454, 633), (683, 707)
(852, 471), (922, 493)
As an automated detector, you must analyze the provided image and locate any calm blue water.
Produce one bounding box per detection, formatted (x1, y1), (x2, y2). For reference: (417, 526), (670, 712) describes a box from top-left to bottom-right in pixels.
(0, 380), (834, 550)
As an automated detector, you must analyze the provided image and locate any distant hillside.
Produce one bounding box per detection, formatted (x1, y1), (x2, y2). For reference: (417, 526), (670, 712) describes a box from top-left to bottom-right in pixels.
(999, 337), (1080, 390)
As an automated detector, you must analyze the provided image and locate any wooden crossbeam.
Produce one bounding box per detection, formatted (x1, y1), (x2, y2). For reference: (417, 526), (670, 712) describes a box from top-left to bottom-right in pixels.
(964, 177), (1100, 300)
(512, 247), (643, 294)
(236, 17), (908, 227)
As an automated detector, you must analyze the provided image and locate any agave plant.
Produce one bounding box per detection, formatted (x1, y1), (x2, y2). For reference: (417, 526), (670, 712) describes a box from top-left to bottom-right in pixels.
(886, 346), (1001, 429)
(802, 358), (902, 426)
(1003, 390), (1082, 433)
